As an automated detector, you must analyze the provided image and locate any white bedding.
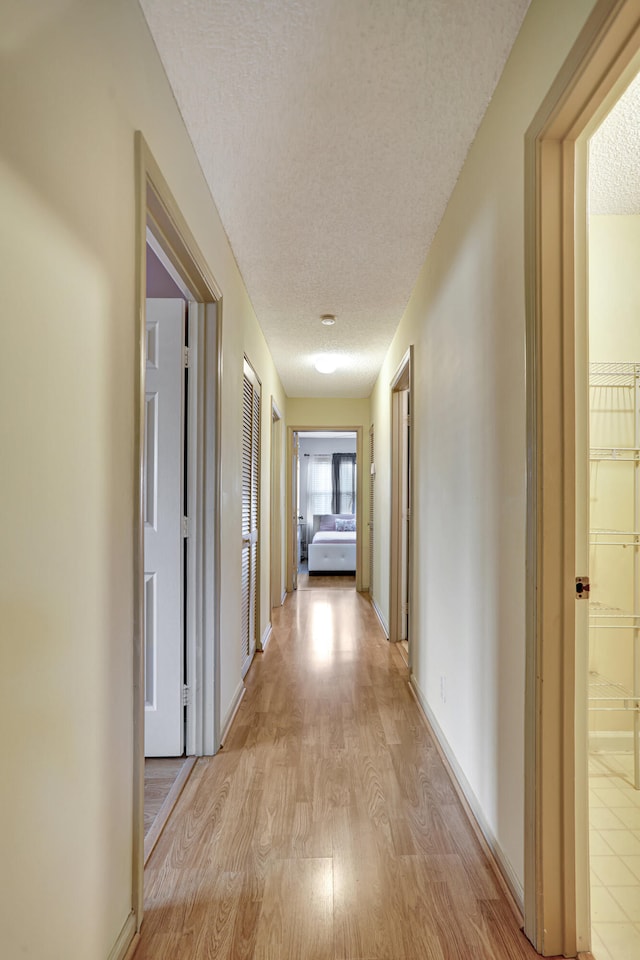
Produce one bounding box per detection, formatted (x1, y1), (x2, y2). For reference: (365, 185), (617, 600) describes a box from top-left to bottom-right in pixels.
(311, 531), (356, 545)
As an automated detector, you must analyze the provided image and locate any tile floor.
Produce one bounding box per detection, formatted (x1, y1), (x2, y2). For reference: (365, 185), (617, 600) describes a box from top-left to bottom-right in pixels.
(590, 752), (640, 960)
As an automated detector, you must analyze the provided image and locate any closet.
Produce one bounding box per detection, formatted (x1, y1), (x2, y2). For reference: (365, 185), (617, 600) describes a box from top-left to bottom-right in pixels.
(589, 361), (640, 790)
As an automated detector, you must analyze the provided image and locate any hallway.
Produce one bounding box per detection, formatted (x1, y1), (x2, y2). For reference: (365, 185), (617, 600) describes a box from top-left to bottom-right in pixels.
(137, 587), (548, 960)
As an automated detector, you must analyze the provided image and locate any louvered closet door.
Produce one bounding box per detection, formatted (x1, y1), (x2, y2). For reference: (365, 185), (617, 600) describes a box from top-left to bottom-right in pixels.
(241, 359), (261, 677)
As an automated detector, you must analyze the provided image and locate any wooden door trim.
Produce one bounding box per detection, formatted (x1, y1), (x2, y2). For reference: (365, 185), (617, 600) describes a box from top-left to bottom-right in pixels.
(133, 132), (223, 935)
(524, 2), (640, 954)
(389, 347), (414, 652)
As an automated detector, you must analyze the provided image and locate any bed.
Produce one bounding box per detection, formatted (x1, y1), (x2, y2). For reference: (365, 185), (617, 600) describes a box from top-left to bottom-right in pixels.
(307, 513), (356, 574)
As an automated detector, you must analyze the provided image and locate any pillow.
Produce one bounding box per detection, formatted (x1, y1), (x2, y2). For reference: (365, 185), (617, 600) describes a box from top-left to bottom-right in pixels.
(336, 518), (356, 532)
(318, 514), (337, 531)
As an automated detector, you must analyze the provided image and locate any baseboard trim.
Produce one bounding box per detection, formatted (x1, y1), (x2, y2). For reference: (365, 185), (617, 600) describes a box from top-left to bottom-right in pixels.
(408, 675), (525, 923)
(281, 588), (288, 605)
(220, 681), (246, 745)
(122, 931), (141, 960)
(260, 622), (273, 652)
(369, 594), (389, 638)
(108, 912), (138, 960)
(144, 756), (196, 866)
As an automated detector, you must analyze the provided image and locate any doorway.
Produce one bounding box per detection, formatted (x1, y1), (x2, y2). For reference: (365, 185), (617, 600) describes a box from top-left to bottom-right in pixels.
(287, 426), (364, 593)
(390, 348), (413, 662)
(142, 238), (192, 858)
(585, 71), (640, 960)
(524, 5), (640, 955)
(270, 400), (284, 612)
(133, 133), (222, 929)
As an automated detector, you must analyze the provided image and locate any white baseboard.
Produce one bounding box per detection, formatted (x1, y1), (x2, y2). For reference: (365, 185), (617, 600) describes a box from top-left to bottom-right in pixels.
(108, 912), (138, 960)
(220, 681), (246, 745)
(260, 622), (273, 652)
(369, 594), (389, 638)
(281, 588), (288, 605)
(409, 675), (525, 918)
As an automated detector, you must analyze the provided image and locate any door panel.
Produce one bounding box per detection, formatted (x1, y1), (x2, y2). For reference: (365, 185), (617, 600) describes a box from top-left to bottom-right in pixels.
(144, 298), (185, 757)
(241, 360), (261, 676)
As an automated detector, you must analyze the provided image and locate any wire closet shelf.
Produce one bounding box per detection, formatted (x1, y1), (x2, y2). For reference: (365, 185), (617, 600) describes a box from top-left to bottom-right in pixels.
(589, 362), (640, 790)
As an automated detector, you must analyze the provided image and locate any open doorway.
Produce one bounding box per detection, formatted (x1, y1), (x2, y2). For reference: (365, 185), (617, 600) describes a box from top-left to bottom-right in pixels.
(524, 6), (640, 955)
(142, 235), (195, 861)
(298, 430), (357, 588)
(390, 348), (413, 662)
(133, 134), (222, 923)
(585, 70), (640, 960)
(288, 427), (364, 592)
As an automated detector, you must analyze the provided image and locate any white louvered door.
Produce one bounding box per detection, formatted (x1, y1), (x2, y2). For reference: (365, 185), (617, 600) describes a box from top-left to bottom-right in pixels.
(241, 359), (261, 677)
(144, 298), (185, 757)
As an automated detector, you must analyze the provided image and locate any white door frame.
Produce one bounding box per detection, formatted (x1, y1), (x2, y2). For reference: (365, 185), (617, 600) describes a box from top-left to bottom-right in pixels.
(389, 348), (414, 655)
(524, 3), (640, 954)
(286, 425), (365, 593)
(133, 133), (223, 934)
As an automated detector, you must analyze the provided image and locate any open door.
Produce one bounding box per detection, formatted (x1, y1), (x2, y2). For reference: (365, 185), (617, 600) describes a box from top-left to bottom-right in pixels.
(144, 298), (185, 757)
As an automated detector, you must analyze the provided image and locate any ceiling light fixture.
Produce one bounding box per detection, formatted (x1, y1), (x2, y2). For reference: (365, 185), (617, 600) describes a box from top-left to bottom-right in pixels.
(315, 356), (338, 374)
(320, 314), (336, 326)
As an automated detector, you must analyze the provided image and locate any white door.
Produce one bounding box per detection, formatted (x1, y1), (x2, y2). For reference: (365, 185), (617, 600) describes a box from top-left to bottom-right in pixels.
(144, 298), (185, 757)
(241, 359), (261, 677)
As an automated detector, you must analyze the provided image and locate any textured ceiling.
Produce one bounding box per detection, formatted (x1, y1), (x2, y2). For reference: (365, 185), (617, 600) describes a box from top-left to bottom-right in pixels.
(140, 0), (531, 397)
(590, 71), (640, 216)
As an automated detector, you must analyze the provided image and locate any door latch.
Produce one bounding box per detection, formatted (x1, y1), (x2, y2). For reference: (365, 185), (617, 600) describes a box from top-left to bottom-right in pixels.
(575, 576), (590, 599)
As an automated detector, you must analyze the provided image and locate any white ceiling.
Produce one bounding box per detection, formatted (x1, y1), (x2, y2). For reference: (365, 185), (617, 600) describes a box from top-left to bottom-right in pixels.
(590, 71), (640, 216)
(139, 0), (531, 398)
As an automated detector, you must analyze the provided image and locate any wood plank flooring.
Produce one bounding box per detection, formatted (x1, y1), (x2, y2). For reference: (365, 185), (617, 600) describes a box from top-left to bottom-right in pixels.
(137, 587), (554, 960)
(144, 758), (189, 836)
(297, 571), (356, 590)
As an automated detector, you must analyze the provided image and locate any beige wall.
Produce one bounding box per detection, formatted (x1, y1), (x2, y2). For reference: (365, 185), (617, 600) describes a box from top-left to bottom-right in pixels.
(588, 215), (640, 733)
(370, 0), (598, 897)
(0, 1), (285, 957)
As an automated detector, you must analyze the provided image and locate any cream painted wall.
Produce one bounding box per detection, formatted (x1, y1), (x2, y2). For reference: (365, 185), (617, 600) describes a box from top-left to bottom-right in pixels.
(287, 398), (371, 589)
(0, 1), (285, 957)
(370, 0), (598, 895)
(588, 215), (640, 733)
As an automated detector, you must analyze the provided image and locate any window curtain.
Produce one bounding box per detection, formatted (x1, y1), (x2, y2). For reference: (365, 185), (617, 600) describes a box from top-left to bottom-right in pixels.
(332, 453), (356, 514)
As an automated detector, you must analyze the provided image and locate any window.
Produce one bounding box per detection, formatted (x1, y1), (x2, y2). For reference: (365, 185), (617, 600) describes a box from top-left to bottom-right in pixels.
(307, 454), (332, 525)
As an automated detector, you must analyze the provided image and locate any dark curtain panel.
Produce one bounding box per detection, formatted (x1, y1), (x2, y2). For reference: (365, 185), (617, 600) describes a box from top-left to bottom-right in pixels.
(332, 453), (356, 514)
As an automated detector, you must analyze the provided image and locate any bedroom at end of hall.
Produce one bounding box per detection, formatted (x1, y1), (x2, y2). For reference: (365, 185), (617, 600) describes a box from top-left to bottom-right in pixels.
(297, 432), (357, 580)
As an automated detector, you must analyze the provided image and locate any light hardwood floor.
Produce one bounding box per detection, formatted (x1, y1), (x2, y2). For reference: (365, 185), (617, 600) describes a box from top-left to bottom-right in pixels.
(137, 587), (556, 960)
(144, 758), (188, 836)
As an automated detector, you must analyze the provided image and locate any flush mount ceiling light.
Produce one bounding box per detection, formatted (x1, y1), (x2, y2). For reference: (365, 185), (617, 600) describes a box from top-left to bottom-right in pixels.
(320, 314), (336, 326)
(315, 355), (338, 374)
